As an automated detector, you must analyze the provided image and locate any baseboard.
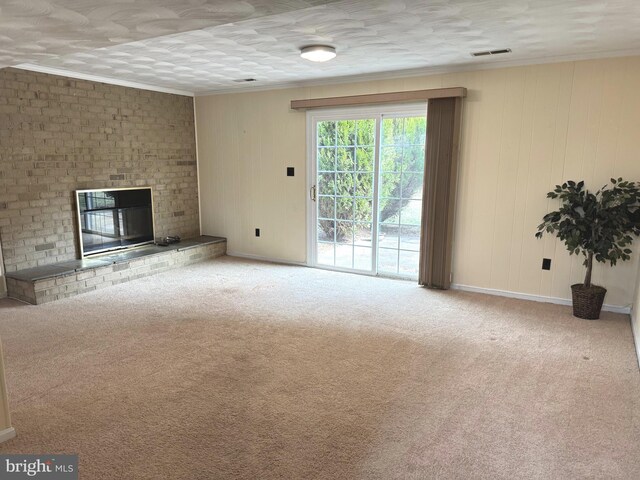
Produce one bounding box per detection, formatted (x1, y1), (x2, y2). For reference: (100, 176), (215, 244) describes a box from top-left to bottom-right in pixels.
(226, 251), (308, 268)
(0, 427), (16, 444)
(450, 283), (631, 315)
(631, 309), (640, 371)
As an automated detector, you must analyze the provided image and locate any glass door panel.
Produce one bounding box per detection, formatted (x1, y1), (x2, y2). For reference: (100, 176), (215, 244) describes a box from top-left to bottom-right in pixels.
(316, 119), (375, 272)
(377, 115), (426, 279)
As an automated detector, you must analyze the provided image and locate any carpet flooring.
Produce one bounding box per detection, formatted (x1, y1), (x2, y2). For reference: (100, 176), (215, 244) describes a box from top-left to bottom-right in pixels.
(0, 256), (638, 479)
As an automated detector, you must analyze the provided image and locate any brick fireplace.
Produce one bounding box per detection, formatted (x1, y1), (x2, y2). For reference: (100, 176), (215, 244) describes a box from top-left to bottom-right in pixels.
(0, 68), (200, 275)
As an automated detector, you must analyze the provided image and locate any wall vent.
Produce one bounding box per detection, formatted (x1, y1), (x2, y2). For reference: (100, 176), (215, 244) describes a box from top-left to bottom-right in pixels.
(471, 48), (512, 57)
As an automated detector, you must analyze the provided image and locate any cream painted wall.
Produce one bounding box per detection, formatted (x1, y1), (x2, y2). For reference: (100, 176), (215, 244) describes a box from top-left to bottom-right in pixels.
(195, 56), (640, 308)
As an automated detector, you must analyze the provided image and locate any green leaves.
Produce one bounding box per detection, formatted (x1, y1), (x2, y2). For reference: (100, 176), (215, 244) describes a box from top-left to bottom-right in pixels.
(535, 178), (640, 270)
(316, 117), (426, 242)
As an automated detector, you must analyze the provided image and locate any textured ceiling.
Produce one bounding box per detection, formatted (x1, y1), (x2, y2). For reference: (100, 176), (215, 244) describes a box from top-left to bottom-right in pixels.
(0, 0), (338, 66)
(5, 0), (640, 94)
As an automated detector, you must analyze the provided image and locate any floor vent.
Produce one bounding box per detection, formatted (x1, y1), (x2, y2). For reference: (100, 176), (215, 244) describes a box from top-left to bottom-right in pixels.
(471, 48), (512, 57)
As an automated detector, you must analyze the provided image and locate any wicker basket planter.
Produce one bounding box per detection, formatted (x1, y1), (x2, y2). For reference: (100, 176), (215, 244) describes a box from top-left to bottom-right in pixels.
(571, 284), (607, 320)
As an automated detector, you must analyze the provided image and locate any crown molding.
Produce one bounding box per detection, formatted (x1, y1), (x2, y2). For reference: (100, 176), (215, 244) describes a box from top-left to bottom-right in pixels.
(193, 48), (640, 97)
(14, 64), (194, 97)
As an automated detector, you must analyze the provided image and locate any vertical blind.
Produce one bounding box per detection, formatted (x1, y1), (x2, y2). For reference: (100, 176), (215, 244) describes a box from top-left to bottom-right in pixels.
(418, 96), (463, 289)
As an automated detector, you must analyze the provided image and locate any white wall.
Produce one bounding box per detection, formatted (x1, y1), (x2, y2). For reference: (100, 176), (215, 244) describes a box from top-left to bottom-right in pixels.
(195, 56), (640, 309)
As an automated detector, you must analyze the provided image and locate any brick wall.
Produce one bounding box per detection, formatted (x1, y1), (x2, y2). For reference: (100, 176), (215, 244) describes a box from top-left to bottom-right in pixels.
(0, 68), (200, 272)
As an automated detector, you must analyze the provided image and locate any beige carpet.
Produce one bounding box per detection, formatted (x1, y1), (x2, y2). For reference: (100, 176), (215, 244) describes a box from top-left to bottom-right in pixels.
(0, 256), (638, 479)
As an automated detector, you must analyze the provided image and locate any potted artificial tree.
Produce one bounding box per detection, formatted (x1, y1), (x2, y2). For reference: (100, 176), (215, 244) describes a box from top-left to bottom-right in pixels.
(536, 178), (640, 319)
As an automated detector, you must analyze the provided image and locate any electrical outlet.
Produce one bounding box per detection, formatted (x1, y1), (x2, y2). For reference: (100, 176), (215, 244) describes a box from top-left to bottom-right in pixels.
(542, 258), (551, 270)
(287, 167), (295, 177)
(255, 228), (261, 237)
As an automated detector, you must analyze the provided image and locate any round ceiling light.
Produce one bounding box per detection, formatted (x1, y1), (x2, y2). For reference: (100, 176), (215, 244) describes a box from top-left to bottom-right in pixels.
(300, 45), (337, 62)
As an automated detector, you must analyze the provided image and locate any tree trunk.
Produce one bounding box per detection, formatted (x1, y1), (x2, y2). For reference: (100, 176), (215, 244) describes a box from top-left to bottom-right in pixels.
(584, 251), (594, 288)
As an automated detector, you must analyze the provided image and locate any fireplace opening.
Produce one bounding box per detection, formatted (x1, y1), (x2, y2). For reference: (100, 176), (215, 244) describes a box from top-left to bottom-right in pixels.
(76, 187), (155, 257)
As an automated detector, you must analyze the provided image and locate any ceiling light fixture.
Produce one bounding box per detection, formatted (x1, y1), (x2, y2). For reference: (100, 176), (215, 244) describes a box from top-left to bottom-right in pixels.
(300, 45), (336, 62)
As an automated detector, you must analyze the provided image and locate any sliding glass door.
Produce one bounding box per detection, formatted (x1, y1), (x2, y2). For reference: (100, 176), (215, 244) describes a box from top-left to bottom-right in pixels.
(309, 106), (426, 279)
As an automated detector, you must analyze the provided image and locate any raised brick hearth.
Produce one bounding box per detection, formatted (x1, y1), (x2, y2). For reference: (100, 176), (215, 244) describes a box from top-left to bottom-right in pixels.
(6, 236), (226, 305)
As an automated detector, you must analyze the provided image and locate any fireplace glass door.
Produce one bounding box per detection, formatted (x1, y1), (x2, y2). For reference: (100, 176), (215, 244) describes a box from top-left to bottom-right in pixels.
(76, 188), (154, 256)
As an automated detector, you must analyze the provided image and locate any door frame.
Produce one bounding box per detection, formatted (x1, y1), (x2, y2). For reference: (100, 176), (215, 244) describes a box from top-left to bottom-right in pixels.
(305, 103), (427, 275)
